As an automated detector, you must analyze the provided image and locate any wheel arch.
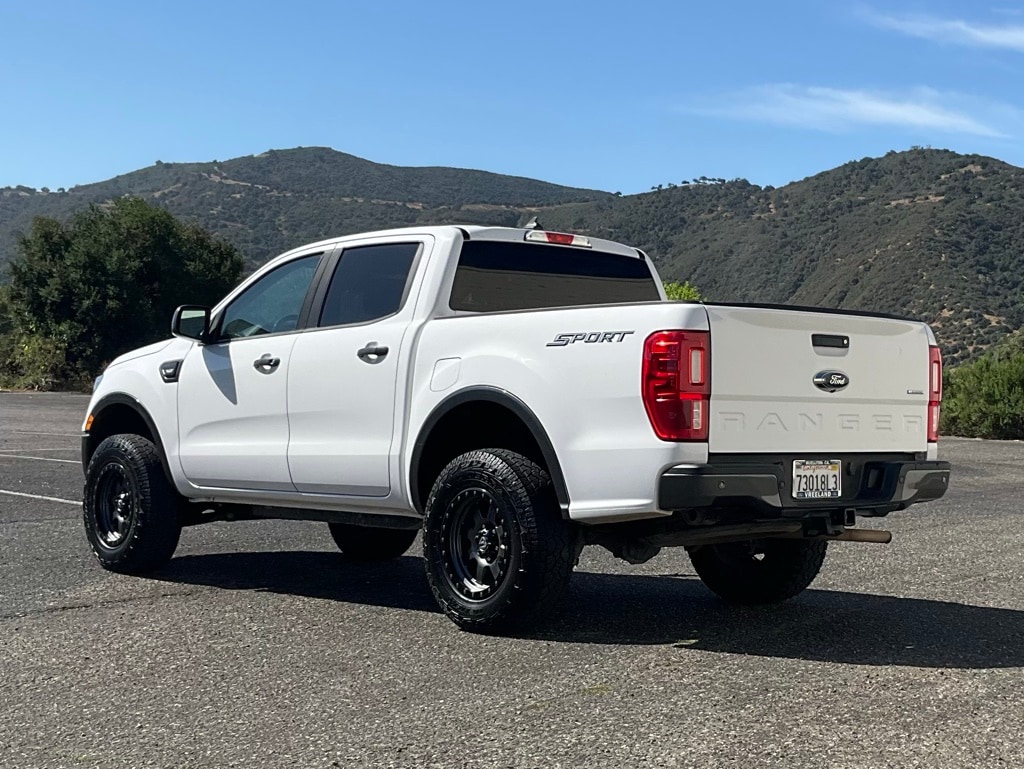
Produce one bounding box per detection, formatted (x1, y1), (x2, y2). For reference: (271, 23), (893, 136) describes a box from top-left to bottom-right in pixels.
(82, 394), (172, 483)
(409, 387), (570, 517)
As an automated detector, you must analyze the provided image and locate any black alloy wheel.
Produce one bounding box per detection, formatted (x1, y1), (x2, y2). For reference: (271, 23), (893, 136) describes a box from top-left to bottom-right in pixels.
(83, 434), (181, 573)
(423, 448), (576, 633)
(327, 523), (419, 561)
(688, 538), (828, 604)
(92, 461), (137, 548)
(442, 486), (514, 602)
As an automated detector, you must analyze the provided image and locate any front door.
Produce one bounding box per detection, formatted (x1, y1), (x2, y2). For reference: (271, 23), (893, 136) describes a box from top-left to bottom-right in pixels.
(177, 252), (322, 491)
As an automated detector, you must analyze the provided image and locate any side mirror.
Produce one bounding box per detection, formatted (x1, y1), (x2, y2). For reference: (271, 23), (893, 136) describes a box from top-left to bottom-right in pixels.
(172, 305), (212, 342)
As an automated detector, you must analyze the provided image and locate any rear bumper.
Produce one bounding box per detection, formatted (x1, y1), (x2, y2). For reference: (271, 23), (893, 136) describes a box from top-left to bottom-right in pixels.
(658, 457), (950, 516)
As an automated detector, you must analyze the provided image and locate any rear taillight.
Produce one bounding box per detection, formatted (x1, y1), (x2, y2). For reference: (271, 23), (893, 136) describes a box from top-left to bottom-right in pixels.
(642, 330), (710, 441)
(928, 345), (942, 443)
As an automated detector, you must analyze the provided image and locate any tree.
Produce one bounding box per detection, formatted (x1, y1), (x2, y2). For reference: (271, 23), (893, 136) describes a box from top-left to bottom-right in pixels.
(663, 280), (702, 301)
(4, 197), (242, 386)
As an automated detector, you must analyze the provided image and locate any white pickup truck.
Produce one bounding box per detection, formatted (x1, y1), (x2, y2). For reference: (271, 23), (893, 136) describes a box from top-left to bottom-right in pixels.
(81, 225), (950, 631)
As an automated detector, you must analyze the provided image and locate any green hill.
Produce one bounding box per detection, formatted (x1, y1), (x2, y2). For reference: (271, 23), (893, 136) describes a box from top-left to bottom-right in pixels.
(0, 147), (612, 272)
(3, 146), (1023, 363)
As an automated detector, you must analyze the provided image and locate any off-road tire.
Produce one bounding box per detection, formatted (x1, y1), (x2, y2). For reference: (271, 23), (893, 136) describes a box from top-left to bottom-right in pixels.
(423, 449), (575, 633)
(83, 434), (181, 573)
(327, 523), (419, 561)
(688, 538), (827, 604)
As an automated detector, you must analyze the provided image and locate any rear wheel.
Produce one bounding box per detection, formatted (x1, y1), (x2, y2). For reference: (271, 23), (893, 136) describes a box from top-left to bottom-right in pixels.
(327, 523), (418, 561)
(423, 449), (575, 633)
(688, 538), (827, 604)
(83, 434), (181, 573)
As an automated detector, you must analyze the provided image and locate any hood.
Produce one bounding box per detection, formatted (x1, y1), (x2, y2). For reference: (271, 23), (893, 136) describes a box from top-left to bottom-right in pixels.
(106, 339), (175, 368)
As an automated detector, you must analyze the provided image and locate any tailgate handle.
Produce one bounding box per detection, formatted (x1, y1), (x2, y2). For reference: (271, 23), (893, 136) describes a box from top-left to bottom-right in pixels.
(812, 334), (849, 349)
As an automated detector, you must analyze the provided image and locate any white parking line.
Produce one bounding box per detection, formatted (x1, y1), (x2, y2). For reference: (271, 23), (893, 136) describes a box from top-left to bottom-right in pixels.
(0, 448), (77, 453)
(10, 431), (81, 437)
(0, 455), (79, 464)
(0, 489), (79, 506)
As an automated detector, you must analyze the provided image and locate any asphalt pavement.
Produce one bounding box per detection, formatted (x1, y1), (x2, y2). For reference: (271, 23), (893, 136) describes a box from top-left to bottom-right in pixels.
(1, 391), (1021, 768)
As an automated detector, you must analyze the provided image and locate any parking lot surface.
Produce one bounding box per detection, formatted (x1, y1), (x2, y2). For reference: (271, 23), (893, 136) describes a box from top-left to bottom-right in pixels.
(1, 391), (1021, 768)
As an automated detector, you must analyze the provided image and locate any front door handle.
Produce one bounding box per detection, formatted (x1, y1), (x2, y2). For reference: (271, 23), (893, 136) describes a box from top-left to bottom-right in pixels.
(253, 354), (281, 373)
(357, 342), (389, 364)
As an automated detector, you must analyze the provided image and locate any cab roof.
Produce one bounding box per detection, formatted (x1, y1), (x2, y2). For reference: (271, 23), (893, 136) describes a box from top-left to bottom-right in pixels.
(270, 225), (642, 263)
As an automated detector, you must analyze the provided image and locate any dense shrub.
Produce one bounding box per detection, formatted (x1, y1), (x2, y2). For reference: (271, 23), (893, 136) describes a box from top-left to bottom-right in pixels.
(663, 280), (702, 301)
(941, 351), (1024, 439)
(0, 332), (81, 391)
(0, 198), (242, 389)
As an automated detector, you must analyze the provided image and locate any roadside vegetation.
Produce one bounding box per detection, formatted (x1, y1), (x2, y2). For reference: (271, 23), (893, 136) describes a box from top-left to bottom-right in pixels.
(662, 280), (702, 301)
(941, 333), (1024, 440)
(0, 198), (241, 390)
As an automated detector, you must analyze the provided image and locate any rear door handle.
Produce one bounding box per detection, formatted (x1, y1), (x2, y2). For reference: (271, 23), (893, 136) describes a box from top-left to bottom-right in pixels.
(357, 342), (389, 364)
(253, 354), (281, 373)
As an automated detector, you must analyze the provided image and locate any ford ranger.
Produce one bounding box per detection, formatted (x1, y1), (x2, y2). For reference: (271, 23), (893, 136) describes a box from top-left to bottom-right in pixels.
(81, 225), (950, 631)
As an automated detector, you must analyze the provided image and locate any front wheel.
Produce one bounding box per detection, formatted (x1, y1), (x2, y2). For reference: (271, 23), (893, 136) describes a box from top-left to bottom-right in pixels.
(688, 538), (827, 604)
(83, 434), (181, 573)
(327, 523), (419, 561)
(423, 449), (575, 633)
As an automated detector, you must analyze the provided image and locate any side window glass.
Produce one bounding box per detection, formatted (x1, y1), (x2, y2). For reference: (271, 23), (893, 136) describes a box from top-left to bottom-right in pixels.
(220, 254), (320, 339)
(319, 243), (419, 327)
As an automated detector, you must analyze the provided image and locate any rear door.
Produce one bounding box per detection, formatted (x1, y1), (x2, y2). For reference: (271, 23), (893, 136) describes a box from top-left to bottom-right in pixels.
(706, 305), (931, 455)
(286, 239), (426, 496)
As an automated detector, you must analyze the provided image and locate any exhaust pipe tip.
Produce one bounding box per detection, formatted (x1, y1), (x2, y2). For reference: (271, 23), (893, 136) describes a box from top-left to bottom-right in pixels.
(833, 528), (892, 544)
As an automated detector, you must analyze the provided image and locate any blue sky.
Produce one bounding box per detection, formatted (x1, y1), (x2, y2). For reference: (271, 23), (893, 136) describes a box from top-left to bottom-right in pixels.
(2, 1), (1023, 193)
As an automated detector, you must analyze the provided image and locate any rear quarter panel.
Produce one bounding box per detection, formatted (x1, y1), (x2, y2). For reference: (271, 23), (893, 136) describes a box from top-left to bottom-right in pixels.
(407, 302), (711, 521)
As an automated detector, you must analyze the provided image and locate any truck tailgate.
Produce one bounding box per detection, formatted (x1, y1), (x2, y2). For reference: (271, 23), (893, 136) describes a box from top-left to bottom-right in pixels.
(706, 305), (931, 454)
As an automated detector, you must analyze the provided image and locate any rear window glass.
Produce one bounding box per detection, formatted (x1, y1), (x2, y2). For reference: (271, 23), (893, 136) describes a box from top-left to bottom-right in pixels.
(449, 240), (659, 312)
(319, 242), (419, 327)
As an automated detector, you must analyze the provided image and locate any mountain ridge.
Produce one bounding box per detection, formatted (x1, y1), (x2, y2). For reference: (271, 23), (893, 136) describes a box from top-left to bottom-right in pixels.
(3, 145), (1023, 364)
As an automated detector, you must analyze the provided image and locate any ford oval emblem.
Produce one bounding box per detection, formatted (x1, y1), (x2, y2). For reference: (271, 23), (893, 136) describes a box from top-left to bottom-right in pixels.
(814, 370), (850, 393)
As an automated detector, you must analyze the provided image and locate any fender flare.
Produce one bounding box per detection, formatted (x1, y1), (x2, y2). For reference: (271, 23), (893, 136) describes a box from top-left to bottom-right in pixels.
(409, 386), (570, 516)
(82, 393), (172, 482)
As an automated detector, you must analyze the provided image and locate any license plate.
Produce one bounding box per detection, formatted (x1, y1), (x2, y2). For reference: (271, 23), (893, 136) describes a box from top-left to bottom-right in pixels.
(792, 460), (841, 500)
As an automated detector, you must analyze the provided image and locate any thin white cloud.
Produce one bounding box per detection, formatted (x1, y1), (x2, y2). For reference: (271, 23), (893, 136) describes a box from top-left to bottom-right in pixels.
(864, 9), (1024, 51)
(697, 84), (1009, 138)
